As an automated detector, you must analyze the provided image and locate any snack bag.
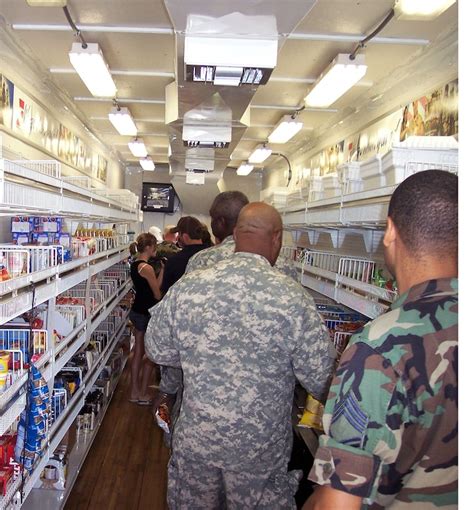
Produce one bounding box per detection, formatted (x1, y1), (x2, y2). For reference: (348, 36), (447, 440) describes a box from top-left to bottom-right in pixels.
(155, 404), (171, 434)
(298, 394), (325, 432)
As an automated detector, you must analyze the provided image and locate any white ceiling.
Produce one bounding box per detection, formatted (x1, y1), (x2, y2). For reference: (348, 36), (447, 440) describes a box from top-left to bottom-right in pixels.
(0, 0), (458, 175)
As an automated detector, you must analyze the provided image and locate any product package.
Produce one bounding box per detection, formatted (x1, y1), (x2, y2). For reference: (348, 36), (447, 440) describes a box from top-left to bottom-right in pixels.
(298, 394), (325, 432)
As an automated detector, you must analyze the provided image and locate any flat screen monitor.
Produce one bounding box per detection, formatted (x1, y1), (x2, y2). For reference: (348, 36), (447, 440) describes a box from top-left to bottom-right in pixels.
(141, 182), (176, 213)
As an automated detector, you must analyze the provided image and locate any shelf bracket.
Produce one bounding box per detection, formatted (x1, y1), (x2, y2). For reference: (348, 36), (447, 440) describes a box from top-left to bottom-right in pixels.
(305, 230), (320, 245)
(362, 230), (384, 253)
(290, 230), (301, 244)
(330, 230), (346, 249)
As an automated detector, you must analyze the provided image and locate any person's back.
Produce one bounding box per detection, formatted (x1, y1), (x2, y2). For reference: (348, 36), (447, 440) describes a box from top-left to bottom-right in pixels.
(165, 252), (332, 469)
(130, 259), (158, 314)
(186, 191), (298, 280)
(146, 202), (335, 509)
(309, 278), (458, 508)
(304, 170), (458, 510)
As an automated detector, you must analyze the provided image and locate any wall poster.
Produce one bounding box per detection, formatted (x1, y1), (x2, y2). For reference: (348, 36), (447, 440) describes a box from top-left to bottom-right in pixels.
(0, 74), (14, 130)
(1, 74), (108, 184)
(400, 79), (458, 141)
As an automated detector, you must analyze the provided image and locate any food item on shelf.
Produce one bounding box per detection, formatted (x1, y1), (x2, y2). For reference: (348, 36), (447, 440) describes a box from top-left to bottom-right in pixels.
(0, 255), (11, 281)
(155, 403), (171, 434)
(298, 394), (325, 432)
(372, 268), (397, 292)
(0, 465), (14, 496)
(7, 251), (27, 278)
(15, 366), (50, 473)
(0, 351), (10, 374)
(373, 268), (387, 287)
(335, 321), (365, 333)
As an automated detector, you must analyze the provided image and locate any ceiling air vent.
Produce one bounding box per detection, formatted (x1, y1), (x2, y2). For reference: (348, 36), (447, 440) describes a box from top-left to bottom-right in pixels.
(186, 65), (271, 86)
(184, 14), (278, 87)
(182, 121), (231, 149)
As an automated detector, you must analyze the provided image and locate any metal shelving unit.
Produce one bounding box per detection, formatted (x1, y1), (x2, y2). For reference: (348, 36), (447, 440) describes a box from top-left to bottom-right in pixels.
(0, 149), (136, 509)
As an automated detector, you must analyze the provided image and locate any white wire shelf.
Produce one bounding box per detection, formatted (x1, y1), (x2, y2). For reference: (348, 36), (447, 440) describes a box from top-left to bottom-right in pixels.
(0, 315), (130, 510)
(297, 250), (396, 319)
(0, 158), (139, 221)
(0, 247), (129, 325)
(21, 352), (128, 510)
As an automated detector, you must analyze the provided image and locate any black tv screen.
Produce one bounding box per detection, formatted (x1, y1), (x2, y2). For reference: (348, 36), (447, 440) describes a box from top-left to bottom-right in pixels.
(141, 183), (176, 213)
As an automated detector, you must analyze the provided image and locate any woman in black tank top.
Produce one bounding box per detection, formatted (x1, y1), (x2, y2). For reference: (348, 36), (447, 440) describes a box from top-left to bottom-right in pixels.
(129, 233), (161, 405)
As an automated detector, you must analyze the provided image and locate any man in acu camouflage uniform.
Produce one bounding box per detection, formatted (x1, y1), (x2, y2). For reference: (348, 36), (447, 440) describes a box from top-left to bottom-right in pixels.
(186, 190), (299, 280)
(145, 202), (336, 509)
(303, 169), (458, 510)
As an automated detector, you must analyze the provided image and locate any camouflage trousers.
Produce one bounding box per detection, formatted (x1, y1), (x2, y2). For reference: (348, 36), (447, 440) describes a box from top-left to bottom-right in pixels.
(167, 452), (300, 510)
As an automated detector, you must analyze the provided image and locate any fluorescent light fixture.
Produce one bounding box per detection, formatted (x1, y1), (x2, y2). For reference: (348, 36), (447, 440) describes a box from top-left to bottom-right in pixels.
(26, 0), (67, 5)
(139, 157), (155, 171)
(108, 106), (138, 136)
(394, 0), (456, 20)
(248, 145), (272, 164)
(128, 138), (148, 157)
(305, 53), (367, 108)
(237, 164), (254, 176)
(268, 115), (303, 144)
(69, 43), (117, 98)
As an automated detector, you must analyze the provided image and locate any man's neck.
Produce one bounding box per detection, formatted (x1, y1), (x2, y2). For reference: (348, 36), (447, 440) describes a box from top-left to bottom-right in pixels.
(184, 239), (202, 246)
(395, 256), (457, 295)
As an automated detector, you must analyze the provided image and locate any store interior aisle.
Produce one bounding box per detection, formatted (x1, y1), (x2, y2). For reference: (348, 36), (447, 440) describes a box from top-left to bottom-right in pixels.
(65, 357), (169, 510)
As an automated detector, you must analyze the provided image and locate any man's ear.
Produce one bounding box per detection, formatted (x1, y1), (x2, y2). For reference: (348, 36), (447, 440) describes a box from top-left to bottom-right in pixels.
(182, 232), (190, 244)
(383, 217), (397, 248)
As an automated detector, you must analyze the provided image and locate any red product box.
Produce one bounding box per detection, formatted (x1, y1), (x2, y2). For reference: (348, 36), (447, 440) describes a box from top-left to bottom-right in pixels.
(0, 465), (14, 496)
(0, 435), (16, 466)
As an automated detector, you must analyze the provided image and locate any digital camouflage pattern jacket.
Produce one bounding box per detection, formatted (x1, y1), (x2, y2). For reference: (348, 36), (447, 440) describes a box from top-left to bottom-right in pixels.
(185, 235), (299, 281)
(146, 252), (336, 472)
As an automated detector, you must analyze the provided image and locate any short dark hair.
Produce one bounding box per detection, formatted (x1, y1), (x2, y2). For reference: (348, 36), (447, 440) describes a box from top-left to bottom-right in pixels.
(209, 191), (249, 231)
(388, 170), (457, 256)
(170, 216), (204, 240)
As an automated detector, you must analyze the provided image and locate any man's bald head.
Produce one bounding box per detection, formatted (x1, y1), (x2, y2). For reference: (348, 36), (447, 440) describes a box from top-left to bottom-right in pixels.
(234, 202), (283, 265)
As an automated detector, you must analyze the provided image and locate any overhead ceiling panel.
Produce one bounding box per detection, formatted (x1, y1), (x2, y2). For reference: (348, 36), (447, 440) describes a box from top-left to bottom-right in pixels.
(296, 0), (395, 34)
(0, 0), (172, 26)
(252, 80), (310, 108)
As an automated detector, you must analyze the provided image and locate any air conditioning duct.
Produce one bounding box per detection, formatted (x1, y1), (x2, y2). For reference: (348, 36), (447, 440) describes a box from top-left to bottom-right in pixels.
(182, 105), (232, 148)
(184, 13), (278, 87)
(186, 170), (207, 185)
(185, 148), (215, 172)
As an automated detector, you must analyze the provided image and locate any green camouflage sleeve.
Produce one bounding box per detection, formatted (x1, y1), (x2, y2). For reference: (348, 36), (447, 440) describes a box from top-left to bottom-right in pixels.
(308, 339), (403, 502)
(144, 290), (181, 368)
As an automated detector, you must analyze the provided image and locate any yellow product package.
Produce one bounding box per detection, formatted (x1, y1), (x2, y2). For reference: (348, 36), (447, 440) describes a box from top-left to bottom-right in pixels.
(298, 394), (324, 431)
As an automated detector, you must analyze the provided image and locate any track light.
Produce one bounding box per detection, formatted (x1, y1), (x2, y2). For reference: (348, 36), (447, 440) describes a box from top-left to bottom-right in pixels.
(268, 115), (303, 144)
(69, 42), (117, 98)
(394, 0), (456, 20)
(248, 145), (272, 164)
(305, 53), (367, 108)
(236, 163), (254, 176)
(108, 106), (138, 136)
(140, 157), (155, 171)
(128, 138), (148, 157)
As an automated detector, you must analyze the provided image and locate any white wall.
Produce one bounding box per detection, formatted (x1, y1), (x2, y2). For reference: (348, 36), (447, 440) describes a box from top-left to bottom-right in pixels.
(0, 25), (124, 191)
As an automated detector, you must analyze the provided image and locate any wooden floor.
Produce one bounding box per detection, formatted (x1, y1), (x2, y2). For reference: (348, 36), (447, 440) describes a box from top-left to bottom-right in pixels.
(65, 357), (169, 510)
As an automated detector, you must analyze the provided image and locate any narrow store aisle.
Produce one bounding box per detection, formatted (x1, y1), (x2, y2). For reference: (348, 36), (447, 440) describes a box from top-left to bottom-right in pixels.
(65, 358), (169, 510)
